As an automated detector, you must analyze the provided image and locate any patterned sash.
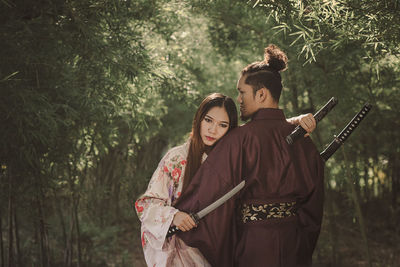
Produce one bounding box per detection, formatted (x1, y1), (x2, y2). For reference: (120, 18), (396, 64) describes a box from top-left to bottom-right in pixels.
(241, 202), (296, 223)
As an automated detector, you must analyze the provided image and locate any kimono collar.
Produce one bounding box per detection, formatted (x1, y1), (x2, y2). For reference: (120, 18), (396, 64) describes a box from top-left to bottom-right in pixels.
(251, 108), (287, 121)
(183, 140), (208, 163)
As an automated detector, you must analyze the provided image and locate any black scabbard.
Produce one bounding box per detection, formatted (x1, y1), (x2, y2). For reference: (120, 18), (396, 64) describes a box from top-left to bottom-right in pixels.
(286, 97), (338, 145)
(320, 103), (372, 162)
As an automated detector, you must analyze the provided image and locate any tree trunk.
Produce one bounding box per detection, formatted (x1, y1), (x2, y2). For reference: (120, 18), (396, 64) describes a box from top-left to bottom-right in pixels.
(342, 147), (372, 267)
(0, 206), (4, 267)
(325, 183), (339, 266)
(370, 162), (376, 197)
(391, 153), (400, 238)
(363, 158), (369, 202)
(13, 207), (20, 267)
(64, 161), (76, 267)
(73, 199), (81, 267)
(36, 185), (49, 267)
(392, 154), (398, 209)
(64, 212), (74, 267)
(114, 178), (121, 222)
(33, 215), (39, 267)
(7, 168), (14, 267)
(53, 189), (67, 253)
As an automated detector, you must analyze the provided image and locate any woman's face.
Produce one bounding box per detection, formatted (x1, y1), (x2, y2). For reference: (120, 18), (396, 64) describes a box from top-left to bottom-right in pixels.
(200, 106), (230, 146)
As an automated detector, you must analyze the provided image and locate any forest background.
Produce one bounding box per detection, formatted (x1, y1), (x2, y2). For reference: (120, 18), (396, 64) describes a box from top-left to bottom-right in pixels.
(1, 0), (399, 266)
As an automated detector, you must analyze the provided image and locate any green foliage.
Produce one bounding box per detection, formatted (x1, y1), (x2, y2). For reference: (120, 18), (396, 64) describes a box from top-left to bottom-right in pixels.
(0, 0), (399, 266)
(250, 0), (400, 63)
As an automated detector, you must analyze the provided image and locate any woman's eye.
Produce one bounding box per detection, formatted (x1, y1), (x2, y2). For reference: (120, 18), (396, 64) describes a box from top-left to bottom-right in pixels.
(205, 118), (212, 123)
(220, 124), (228, 128)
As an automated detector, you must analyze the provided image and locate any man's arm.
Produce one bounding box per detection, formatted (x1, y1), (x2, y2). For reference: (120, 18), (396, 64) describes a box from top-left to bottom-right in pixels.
(174, 131), (243, 267)
(287, 113), (316, 136)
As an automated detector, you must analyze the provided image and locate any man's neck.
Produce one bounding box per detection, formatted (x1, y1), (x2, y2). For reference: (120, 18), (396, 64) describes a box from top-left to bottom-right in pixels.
(258, 102), (279, 109)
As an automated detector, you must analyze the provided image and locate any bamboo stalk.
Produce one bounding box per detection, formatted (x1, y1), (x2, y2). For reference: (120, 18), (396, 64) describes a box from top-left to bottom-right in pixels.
(325, 181), (339, 266)
(0, 166), (5, 267)
(53, 189), (67, 251)
(0, 206), (4, 267)
(36, 183), (49, 267)
(13, 206), (20, 267)
(64, 212), (74, 267)
(363, 159), (369, 201)
(342, 147), (372, 267)
(7, 168), (14, 267)
(65, 165), (75, 267)
(73, 199), (81, 267)
(391, 154), (398, 209)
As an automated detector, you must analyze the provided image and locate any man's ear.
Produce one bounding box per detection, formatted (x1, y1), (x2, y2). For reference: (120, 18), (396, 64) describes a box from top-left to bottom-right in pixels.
(256, 87), (268, 103)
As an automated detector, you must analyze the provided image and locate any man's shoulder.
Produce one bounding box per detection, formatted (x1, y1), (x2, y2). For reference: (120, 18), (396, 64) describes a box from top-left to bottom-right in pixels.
(235, 121), (258, 132)
(236, 119), (293, 134)
(222, 124), (250, 140)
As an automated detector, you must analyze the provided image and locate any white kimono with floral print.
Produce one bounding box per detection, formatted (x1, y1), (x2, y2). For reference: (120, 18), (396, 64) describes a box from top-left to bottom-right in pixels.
(135, 142), (210, 267)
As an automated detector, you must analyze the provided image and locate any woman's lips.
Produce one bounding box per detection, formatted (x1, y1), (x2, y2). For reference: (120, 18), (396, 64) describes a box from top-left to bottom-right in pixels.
(206, 136), (216, 141)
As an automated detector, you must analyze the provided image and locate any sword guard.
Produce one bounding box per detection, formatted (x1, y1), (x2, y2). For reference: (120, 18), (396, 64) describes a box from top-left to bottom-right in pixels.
(190, 213), (200, 225)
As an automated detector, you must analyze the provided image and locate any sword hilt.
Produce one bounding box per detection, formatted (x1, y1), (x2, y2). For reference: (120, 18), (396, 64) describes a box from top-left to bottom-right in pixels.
(286, 97), (338, 145)
(166, 225), (179, 238)
(166, 213), (199, 238)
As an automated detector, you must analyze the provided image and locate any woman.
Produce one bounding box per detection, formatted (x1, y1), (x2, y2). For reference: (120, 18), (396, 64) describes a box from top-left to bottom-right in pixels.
(135, 93), (315, 266)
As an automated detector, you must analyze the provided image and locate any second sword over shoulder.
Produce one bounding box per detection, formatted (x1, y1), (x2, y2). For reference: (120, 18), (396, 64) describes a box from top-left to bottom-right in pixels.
(286, 97), (338, 145)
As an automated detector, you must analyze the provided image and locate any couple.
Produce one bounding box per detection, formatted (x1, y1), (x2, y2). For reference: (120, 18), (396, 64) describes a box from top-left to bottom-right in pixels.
(135, 44), (324, 267)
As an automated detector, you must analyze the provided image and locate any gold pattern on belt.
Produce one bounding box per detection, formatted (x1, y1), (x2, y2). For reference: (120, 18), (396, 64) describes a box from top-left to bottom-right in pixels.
(241, 202), (296, 223)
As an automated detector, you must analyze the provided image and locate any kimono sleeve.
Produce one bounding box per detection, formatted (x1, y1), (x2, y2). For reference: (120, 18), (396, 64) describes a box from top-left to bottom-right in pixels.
(294, 138), (325, 264)
(134, 151), (180, 251)
(174, 130), (245, 267)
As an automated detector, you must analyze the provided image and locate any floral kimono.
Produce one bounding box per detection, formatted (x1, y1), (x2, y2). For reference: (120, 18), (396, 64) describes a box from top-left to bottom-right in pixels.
(135, 142), (210, 267)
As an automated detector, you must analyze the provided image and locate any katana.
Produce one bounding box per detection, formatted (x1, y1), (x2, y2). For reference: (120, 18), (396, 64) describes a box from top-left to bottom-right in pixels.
(166, 180), (245, 238)
(286, 97), (338, 145)
(320, 103), (372, 161)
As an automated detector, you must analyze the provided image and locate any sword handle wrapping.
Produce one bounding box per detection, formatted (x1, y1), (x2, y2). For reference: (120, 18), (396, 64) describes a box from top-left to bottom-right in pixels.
(320, 103), (372, 162)
(166, 213), (199, 238)
(286, 97), (338, 145)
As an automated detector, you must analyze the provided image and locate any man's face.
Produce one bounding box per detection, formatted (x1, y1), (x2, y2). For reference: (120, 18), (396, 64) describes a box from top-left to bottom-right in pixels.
(236, 75), (258, 121)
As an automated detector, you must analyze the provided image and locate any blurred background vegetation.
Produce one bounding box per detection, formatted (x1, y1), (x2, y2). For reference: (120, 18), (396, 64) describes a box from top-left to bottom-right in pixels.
(0, 0), (399, 266)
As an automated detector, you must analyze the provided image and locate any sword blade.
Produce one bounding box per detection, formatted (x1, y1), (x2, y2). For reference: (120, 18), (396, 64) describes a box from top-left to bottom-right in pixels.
(196, 180), (245, 219)
(166, 180), (246, 238)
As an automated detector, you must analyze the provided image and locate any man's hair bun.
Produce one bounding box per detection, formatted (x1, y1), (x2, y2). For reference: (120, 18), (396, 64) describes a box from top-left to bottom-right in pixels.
(264, 44), (288, 72)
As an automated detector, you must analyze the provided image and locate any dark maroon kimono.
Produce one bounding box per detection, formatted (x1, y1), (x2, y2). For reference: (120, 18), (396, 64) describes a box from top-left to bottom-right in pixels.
(174, 108), (324, 267)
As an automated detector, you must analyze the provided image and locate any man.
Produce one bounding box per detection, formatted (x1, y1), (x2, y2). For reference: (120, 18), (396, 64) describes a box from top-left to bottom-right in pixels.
(174, 45), (324, 267)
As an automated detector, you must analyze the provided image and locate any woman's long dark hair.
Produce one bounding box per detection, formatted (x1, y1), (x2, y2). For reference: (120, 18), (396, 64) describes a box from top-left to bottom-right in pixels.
(181, 93), (238, 194)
